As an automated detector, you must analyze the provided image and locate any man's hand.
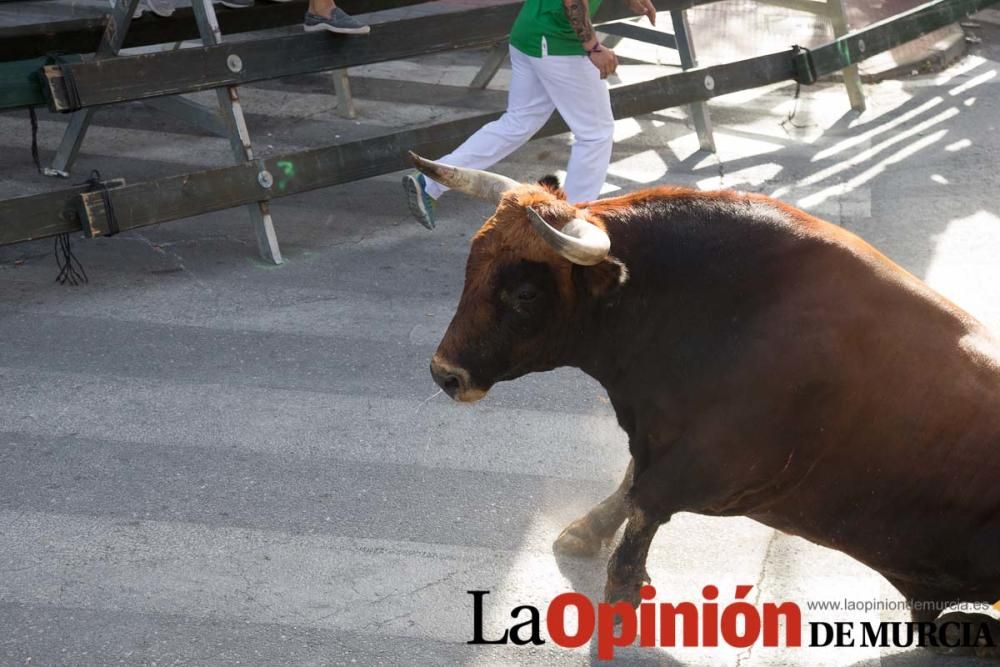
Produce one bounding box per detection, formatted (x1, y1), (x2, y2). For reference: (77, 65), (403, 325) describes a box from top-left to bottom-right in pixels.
(588, 46), (619, 79)
(627, 0), (656, 25)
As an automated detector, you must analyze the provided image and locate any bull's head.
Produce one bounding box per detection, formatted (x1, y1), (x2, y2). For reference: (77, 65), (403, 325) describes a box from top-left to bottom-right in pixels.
(411, 152), (625, 403)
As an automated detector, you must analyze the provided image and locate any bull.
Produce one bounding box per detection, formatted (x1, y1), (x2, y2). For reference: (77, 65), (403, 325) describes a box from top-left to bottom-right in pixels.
(410, 152), (1000, 652)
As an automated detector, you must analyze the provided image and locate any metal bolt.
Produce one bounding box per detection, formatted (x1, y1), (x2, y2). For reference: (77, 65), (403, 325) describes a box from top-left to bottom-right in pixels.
(704, 75), (715, 92)
(857, 39), (866, 53)
(227, 54), (244, 73)
(258, 170), (274, 188)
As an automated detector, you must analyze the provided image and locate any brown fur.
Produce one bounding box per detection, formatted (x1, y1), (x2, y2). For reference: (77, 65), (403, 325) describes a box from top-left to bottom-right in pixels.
(431, 180), (1000, 625)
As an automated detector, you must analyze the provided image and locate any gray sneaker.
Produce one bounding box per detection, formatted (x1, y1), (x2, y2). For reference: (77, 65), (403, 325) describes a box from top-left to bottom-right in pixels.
(303, 7), (370, 34)
(219, 0), (253, 8)
(131, 0), (175, 18)
(402, 173), (437, 230)
(146, 0), (175, 14)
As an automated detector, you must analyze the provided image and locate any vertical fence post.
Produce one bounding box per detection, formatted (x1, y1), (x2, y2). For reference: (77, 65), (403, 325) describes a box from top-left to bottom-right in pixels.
(670, 8), (716, 152)
(190, 0), (283, 264)
(826, 0), (866, 111)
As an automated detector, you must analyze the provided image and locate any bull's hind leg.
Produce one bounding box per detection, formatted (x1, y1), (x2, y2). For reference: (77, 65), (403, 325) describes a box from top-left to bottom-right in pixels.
(933, 609), (1000, 659)
(553, 459), (634, 558)
(604, 506), (660, 607)
(897, 586), (1000, 659)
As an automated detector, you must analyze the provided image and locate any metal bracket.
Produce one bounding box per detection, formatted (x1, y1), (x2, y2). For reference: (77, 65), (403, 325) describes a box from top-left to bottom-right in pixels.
(74, 177), (128, 238)
(791, 45), (819, 85)
(42, 167), (70, 179)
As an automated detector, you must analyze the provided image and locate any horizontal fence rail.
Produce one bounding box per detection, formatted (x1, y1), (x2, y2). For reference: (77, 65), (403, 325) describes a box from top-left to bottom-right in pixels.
(0, 179), (124, 244)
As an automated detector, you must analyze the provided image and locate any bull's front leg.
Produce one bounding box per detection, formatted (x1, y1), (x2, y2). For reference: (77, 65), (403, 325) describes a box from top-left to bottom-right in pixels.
(553, 459), (634, 558)
(604, 506), (661, 607)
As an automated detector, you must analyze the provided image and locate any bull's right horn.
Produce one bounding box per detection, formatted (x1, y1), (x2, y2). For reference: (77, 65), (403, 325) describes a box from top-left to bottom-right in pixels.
(526, 207), (610, 266)
(409, 152), (520, 204)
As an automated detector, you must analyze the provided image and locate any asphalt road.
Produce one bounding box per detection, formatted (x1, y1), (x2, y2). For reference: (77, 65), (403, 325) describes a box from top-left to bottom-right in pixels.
(1, 10), (999, 667)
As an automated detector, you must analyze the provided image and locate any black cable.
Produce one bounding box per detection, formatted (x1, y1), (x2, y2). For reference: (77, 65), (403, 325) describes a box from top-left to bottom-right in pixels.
(54, 232), (88, 286)
(782, 81), (810, 130)
(782, 46), (812, 131)
(51, 168), (123, 286)
(28, 106), (42, 173)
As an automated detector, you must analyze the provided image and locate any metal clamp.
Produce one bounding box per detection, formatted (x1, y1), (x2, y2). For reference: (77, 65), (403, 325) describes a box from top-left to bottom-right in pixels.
(76, 172), (127, 239)
(791, 45), (818, 86)
(46, 55), (85, 113)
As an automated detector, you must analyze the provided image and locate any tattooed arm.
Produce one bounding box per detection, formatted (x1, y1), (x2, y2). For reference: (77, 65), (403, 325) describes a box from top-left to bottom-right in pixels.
(563, 0), (598, 50)
(564, 0), (618, 78)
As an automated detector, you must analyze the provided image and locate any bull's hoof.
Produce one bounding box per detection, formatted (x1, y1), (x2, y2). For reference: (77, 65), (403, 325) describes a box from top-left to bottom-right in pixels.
(603, 571), (651, 609)
(930, 611), (1000, 659)
(553, 518), (604, 558)
(975, 645), (1000, 660)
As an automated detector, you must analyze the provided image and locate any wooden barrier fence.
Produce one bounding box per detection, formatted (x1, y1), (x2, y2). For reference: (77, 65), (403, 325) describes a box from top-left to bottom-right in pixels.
(0, 0), (994, 264)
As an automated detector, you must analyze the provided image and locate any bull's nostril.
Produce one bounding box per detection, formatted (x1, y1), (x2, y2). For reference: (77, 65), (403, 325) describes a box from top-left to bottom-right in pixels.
(431, 360), (469, 399)
(442, 374), (461, 394)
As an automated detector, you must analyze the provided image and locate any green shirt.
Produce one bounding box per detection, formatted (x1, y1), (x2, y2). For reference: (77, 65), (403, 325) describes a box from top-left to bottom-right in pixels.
(510, 0), (603, 58)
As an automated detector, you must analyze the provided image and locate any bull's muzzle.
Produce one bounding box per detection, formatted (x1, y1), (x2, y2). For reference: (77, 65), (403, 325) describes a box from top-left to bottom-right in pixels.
(430, 356), (486, 403)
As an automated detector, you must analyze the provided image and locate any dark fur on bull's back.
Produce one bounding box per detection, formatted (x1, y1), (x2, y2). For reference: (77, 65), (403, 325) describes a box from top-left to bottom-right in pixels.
(434, 182), (1000, 615)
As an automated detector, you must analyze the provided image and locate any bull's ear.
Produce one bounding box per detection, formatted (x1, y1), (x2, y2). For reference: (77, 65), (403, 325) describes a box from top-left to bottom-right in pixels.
(573, 256), (629, 300)
(537, 175), (567, 200)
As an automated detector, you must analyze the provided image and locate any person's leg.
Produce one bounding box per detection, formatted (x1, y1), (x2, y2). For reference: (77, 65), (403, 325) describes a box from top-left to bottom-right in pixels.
(533, 54), (614, 203)
(423, 47), (555, 200)
(308, 0), (334, 16)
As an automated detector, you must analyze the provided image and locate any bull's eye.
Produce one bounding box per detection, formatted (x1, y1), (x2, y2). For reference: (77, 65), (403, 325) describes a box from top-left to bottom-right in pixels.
(516, 284), (540, 303)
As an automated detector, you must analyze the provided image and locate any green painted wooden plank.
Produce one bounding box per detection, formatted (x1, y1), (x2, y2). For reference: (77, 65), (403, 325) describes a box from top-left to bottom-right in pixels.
(0, 57), (47, 109)
(0, 54), (82, 110)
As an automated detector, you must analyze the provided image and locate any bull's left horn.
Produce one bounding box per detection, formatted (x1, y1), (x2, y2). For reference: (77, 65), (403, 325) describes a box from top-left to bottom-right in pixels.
(409, 152), (519, 204)
(526, 208), (610, 266)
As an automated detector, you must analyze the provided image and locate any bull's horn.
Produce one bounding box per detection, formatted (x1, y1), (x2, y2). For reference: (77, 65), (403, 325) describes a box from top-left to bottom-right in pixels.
(526, 207), (610, 266)
(409, 151), (520, 204)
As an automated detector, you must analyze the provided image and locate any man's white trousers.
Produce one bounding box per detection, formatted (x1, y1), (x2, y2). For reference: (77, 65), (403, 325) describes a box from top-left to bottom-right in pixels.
(424, 43), (614, 204)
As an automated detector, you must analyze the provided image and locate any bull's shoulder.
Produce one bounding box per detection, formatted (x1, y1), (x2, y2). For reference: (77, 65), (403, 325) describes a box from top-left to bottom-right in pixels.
(589, 187), (835, 237)
(590, 187), (920, 275)
(587, 187), (856, 279)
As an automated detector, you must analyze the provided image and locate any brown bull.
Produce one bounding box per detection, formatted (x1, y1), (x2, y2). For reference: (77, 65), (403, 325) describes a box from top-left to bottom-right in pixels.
(411, 152), (1000, 649)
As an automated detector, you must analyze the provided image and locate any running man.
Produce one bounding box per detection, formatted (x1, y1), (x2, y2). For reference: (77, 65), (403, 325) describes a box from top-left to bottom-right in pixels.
(404, 0), (656, 229)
